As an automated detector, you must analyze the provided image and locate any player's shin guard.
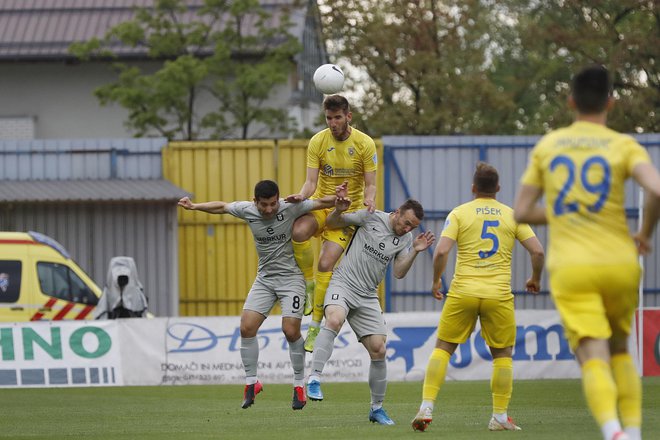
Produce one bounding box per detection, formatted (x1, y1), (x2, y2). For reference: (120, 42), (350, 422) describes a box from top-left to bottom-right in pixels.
(369, 359), (387, 409)
(240, 336), (259, 377)
(293, 240), (315, 280)
(422, 348), (451, 402)
(312, 271), (332, 323)
(611, 353), (642, 430)
(310, 327), (337, 376)
(581, 358), (619, 427)
(289, 336), (306, 382)
(491, 357), (513, 414)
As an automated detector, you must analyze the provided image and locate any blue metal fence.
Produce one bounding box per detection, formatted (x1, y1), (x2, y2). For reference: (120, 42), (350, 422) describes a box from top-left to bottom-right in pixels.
(382, 134), (660, 313)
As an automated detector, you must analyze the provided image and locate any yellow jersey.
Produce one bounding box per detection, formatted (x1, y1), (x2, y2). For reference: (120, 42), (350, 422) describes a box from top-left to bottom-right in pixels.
(442, 198), (536, 299)
(307, 127), (377, 212)
(520, 121), (651, 271)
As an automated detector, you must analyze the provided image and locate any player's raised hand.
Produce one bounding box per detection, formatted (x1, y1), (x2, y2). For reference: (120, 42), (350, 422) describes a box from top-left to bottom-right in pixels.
(335, 196), (351, 213)
(525, 277), (541, 294)
(431, 279), (444, 301)
(364, 198), (376, 213)
(335, 181), (348, 198)
(285, 193), (305, 203)
(413, 231), (435, 252)
(178, 197), (194, 210)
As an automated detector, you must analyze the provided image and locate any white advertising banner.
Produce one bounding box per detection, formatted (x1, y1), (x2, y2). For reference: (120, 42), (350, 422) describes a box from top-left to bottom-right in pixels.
(0, 310), (581, 387)
(0, 320), (122, 387)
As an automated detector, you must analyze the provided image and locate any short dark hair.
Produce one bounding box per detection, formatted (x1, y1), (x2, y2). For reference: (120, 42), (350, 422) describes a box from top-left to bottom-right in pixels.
(572, 65), (611, 114)
(399, 198), (424, 220)
(473, 162), (499, 194)
(323, 95), (350, 114)
(254, 180), (279, 200)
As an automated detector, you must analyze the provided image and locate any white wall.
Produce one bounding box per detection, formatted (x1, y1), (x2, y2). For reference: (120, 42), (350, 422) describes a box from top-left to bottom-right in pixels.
(0, 61), (322, 140)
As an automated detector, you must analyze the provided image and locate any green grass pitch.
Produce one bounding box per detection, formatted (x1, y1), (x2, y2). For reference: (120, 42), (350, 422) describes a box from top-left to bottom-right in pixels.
(2, 378), (658, 439)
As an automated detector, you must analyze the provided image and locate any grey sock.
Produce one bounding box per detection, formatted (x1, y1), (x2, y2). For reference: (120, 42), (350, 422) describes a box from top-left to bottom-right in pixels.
(310, 327), (337, 376)
(288, 336), (306, 381)
(369, 359), (387, 407)
(240, 336), (259, 377)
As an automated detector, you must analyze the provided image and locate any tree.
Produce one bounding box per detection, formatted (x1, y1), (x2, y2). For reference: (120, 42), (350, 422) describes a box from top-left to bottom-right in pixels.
(320, 0), (658, 135)
(319, 0), (524, 135)
(500, 0), (659, 133)
(70, 0), (301, 140)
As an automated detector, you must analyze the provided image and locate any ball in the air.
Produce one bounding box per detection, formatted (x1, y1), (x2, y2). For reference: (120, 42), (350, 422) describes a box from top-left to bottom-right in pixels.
(313, 64), (345, 94)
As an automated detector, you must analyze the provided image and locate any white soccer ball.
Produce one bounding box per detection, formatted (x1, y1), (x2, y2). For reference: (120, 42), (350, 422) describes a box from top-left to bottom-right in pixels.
(313, 64), (345, 94)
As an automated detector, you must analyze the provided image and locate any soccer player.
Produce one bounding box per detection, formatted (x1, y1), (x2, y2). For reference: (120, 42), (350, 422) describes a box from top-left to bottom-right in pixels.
(285, 94), (378, 352)
(178, 180), (336, 411)
(514, 65), (660, 440)
(412, 162), (545, 433)
(306, 197), (435, 425)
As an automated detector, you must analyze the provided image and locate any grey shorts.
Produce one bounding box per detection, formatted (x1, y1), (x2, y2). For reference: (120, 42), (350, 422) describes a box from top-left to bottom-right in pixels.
(325, 281), (387, 340)
(243, 274), (305, 318)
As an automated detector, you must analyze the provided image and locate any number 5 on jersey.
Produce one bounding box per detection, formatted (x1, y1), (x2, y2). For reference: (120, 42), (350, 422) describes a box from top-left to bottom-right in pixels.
(479, 220), (499, 259)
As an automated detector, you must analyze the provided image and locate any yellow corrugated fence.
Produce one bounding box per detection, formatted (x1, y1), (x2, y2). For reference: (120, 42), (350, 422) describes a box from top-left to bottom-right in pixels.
(163, 139), (384, 316)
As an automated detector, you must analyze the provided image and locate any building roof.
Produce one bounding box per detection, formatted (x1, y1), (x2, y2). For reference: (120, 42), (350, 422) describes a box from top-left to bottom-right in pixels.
(0, 178), (189, 202)
(0, 0), (306, 61)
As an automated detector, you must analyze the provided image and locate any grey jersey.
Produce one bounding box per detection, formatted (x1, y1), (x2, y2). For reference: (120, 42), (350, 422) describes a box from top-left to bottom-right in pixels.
(332, 209), (413, 296)
(227, 199), (314, 277)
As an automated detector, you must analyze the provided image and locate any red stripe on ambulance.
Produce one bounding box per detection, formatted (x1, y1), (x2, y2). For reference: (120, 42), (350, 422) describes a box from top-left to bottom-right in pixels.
(30, 298), (58, 321)
(75, 305), (95, 320)
(53, 302), (76, 320)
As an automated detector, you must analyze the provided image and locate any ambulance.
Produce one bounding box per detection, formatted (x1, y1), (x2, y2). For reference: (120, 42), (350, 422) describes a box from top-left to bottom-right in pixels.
(0, 231), (101, 321)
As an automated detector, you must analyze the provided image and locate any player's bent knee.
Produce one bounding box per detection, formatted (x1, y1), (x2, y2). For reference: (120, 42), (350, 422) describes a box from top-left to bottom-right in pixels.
(324, 317), (343, 332)
(360, 335), (387, 359)
(240, 325), (259, 338)
(292, 215), (318, 241)
(609, 334), (629, 354)
(490, 346), (513, 358)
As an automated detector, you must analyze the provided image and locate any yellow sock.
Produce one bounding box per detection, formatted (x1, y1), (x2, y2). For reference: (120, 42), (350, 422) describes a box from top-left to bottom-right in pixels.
(312, 271), (332, 323)
(611, 353), (642, 429)
(293, 240), (314, 280)
(582, 358), (618, 426)
(491, 357), (513, 414)
(422, 348), (451, 402)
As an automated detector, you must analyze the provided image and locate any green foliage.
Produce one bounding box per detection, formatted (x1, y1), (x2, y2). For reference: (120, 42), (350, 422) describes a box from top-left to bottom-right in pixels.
(203, 0), (301, 139)
(1, 379), (659, 439)
(504, 0), (659, 133)
(320, 0), (658, 135)
(70, 0), (301, 140)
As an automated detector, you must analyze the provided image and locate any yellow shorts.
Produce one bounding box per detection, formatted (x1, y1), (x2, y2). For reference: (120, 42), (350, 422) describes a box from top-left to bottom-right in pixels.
(437, 294), (516, 348)
(550, 264), (640, 349)
(310, 207), (356, 249)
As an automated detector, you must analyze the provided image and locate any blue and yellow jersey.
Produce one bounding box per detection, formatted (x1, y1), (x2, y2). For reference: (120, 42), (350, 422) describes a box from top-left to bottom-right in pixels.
(442, 198), (535, 299)
(307, 127), (377, 212)
(520, 121), (651, 270)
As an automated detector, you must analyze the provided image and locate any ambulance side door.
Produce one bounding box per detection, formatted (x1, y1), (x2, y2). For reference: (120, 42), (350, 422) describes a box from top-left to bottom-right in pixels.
(31, 261), (98, 321)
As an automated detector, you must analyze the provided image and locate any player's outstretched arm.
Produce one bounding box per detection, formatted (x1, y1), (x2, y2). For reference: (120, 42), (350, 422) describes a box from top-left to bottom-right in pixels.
(514, 185), (547, 225)
(326, 197), (352, 229)
(520, 236), (544, 293)
(311, 194), (341, 210)
(363, 171), (377, 213)
(178, 196), (229, 214)
(285, 167), (320, 202)
(392, 231), (435, 279)
(431, 236), (455, 300)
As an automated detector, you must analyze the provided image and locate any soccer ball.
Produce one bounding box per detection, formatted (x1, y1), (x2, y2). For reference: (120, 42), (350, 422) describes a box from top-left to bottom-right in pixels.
(313, 64), (345, 94)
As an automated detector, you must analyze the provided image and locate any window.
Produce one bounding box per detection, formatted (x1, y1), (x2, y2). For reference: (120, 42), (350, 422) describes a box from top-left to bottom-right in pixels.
(37, 262), (98, 306)
(0, 260), (22, 303)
